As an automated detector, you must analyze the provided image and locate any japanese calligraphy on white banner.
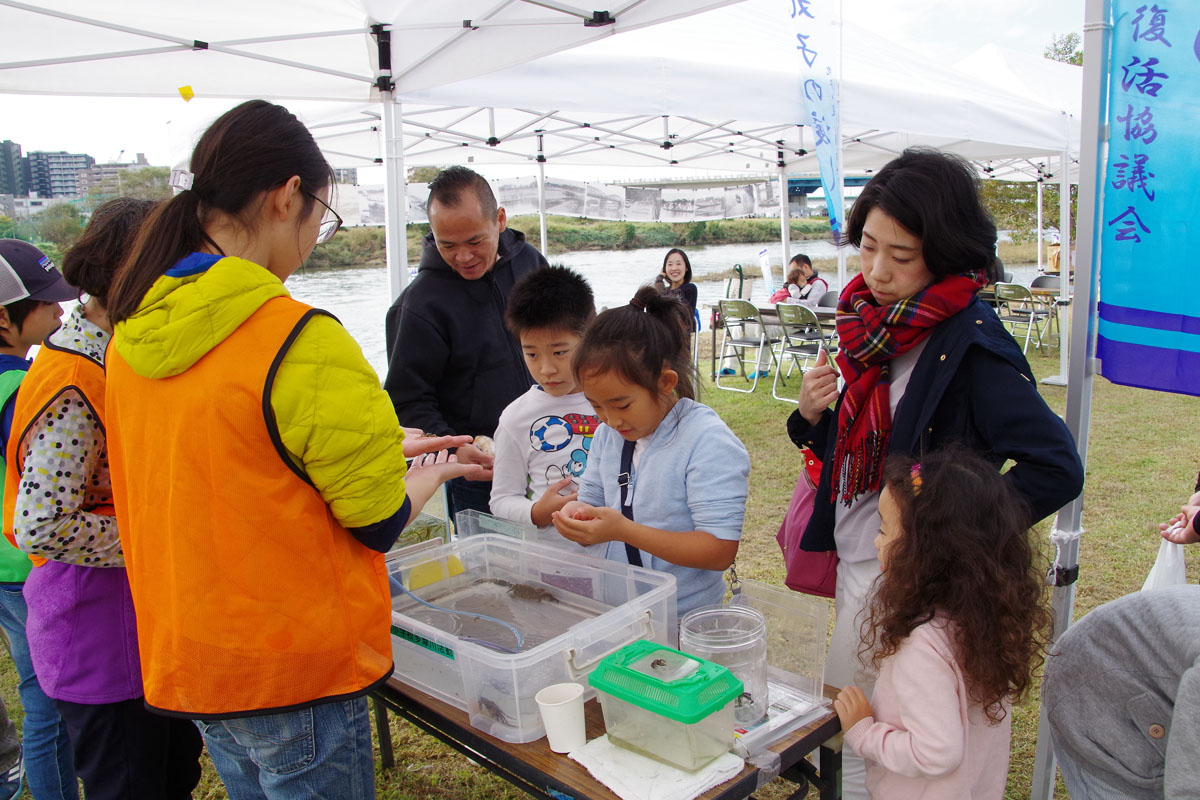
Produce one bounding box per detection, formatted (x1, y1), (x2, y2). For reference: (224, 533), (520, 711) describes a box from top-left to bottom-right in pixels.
(786, 0), (843, 238)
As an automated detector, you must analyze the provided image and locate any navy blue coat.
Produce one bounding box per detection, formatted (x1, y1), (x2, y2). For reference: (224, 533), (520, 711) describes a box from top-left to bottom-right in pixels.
(787, 296), (1084, 552)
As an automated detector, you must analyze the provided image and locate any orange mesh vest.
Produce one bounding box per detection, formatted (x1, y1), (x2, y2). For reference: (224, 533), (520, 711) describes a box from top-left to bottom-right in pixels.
(3, 341), (114, 566)
(105, 296), (392, 718)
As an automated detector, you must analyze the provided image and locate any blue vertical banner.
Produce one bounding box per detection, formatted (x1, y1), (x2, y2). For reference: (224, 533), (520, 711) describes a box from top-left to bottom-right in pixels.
(1097, 2), (1200, 395)
(786, 0), (843, 240)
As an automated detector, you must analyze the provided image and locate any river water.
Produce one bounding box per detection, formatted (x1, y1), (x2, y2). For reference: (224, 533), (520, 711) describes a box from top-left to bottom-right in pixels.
(287, 239), (1041, 379)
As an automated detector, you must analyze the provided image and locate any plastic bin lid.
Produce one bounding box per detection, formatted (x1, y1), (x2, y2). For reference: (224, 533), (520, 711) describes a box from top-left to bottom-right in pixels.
(588, 640), (743, 724)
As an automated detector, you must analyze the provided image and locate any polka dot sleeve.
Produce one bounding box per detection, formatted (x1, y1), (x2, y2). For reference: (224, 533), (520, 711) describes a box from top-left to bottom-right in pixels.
(12, 387), (122, 568)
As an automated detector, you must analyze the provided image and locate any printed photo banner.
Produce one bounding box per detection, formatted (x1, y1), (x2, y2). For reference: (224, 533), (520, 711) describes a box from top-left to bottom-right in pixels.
(338, 177), (788, 226)
(1097, 1), (1200, 396)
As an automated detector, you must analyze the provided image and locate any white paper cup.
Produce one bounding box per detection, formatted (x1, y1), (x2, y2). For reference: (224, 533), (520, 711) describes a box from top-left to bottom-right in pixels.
(535, 682), (586, 753)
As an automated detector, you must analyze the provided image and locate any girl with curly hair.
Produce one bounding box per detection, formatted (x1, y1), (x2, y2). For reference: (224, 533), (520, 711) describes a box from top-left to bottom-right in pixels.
(834, 447), (1051, 799)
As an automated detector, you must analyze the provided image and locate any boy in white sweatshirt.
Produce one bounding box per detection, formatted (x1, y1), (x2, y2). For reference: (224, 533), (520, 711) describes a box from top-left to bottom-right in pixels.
(490, 267), (600, 537)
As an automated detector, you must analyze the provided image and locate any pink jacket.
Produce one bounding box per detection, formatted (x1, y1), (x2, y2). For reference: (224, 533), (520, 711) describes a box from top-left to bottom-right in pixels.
(842, 619), (1011, 799)
(768, 284), (795, 304)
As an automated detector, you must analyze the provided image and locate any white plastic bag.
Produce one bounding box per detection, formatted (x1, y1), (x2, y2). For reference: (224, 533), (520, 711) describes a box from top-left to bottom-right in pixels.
(1141, 536), (1187, 591)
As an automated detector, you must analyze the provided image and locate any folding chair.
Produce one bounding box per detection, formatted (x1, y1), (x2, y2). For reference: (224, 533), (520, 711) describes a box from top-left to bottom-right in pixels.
(993, 282), (1050, 354)
(771, 303), (830, 402)
(715, 299), (780, 393)
(1030, 274), (1069, 348)
(691, 307), (702, 371)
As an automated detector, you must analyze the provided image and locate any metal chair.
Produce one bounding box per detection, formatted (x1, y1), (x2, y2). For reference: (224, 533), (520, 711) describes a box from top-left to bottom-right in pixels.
(993, 282), (1050, 354)
(1030, 275), (1069, 347)
(715, 299), (780, 393)
(771, 303), (829, 403)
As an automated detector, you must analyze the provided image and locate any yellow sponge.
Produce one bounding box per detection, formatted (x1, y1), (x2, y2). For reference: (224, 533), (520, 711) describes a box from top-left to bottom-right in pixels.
(407, 555), (465, 591)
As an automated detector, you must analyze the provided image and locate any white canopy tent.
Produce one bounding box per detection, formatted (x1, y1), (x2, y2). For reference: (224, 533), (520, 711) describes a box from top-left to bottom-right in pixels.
(0, 0), (742, 294)
(295, 2), (1078, 292)
(0, 0), (739, 99)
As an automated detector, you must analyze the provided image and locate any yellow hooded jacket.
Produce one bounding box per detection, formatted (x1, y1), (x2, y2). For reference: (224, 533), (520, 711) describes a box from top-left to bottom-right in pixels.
(106, 253), (408, 717)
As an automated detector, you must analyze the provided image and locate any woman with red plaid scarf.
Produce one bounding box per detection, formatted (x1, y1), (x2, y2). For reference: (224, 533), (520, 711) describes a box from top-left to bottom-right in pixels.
(786, 149), (1084, 799)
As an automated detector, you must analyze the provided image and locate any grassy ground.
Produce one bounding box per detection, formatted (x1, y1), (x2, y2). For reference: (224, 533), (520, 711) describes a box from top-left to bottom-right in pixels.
(1, 334), (1196, 799)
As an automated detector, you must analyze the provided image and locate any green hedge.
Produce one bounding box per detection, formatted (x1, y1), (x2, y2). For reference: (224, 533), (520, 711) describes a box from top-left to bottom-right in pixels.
(304, 215), (834, 269)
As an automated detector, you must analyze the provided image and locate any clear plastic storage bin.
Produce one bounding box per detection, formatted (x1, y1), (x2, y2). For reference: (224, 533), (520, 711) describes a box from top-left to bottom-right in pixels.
(387, 534), (677, 743)
(589, 641), (743, 772)
(454, 508), (591, 552)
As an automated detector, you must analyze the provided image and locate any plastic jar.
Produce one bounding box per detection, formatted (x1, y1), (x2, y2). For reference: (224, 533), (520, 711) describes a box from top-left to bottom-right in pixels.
(679, 604), (768, 724)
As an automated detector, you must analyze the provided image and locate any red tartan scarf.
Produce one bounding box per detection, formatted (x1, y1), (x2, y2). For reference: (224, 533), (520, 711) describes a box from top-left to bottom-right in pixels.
(831, 270), (988, 504)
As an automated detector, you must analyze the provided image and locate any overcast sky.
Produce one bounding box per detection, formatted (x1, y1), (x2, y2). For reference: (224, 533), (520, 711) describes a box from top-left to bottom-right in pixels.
(2, 0), (1085, 179)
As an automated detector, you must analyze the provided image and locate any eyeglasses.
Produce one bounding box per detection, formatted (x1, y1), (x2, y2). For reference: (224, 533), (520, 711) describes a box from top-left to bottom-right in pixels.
(303, 189), (343, 245)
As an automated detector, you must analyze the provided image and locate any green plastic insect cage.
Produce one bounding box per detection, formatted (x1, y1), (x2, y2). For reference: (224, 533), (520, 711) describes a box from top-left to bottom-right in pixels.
(588, 640), (743, 771)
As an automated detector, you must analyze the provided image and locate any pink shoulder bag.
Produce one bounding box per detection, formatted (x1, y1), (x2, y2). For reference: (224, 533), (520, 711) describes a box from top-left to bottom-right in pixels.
(776, 448), (838, 598)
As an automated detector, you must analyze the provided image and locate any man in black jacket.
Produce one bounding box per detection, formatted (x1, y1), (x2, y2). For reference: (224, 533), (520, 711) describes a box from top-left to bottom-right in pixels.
(385, 167), (548, 520)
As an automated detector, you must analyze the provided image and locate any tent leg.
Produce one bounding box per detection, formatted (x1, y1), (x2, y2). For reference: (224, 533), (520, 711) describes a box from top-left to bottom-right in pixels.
(537, 134), (548, 254)
(381, 94), (409, 302)
(1036, 177), (1044, 272)
(1029, 1), (1109, 796)
(778, 164), (790, 267)
(1040, 150), (1071, 386)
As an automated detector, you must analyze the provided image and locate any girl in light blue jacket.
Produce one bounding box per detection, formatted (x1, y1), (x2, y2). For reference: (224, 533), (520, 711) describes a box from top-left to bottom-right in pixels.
(552, 285), (750, 618)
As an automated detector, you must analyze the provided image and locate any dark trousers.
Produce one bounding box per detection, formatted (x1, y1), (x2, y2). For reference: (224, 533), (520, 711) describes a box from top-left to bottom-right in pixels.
(54, 697), (202, 800)
(446, 476), (494, 530)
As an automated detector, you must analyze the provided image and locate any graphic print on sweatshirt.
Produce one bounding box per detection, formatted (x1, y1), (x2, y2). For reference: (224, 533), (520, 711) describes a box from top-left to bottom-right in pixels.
(528, 412), (599, 489)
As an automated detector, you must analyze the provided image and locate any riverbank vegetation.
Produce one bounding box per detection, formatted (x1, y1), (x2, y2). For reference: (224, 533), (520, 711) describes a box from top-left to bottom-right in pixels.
(304, 215), (833, 270)
(303, 216), (1041, 273)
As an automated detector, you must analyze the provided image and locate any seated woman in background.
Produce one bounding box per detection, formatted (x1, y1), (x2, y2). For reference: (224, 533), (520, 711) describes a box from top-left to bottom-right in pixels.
(658, 248), (697, 320)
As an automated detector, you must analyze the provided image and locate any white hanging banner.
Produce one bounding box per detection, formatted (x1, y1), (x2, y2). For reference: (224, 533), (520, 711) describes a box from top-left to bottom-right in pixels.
(786, 0), (843, 239)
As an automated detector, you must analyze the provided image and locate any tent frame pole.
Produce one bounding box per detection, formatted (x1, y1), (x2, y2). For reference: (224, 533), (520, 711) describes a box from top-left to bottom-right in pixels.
(778, 159), (790, 268)
(1036, 178), (1044, 272)
(537, 132), (548, 254)
(1029, 0), (1110, 795)
(1041, 149), (1072, 386)
(374, 24), (409, 301)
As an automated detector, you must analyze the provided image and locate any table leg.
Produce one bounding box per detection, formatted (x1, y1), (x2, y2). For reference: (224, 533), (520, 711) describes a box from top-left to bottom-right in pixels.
(820, 744), (841, 800)
(374, 696), (395, 770)
(780, 744), (841, 800)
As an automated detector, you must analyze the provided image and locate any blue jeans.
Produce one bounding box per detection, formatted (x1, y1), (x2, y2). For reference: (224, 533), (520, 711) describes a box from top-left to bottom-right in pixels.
(0, 586), (78, 800)
(195, 697), (374, 800)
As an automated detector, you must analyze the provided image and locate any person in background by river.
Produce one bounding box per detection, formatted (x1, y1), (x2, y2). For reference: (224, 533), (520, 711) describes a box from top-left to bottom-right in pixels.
(768, 254), (828, 309)
(659, 248), (698, 321)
